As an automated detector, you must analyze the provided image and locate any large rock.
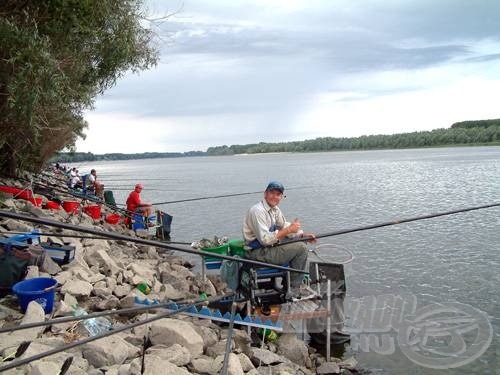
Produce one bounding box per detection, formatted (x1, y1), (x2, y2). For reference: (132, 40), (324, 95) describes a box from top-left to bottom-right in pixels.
(146, 344), (191, 366)
(129, 355), (191, 375)
(277, 333), (311, 368)
(61, 279), (93, 297)
(2, 219), (32, 232)
(150, 318), (204, 357)
(81, 335), (139, 367)
(237, 353), (255, 372)
(189, 355), (223, 375)
(251, 348), (286, 366)
(218, 353), (244, 375)
(317, 362), (341, 374)
(1, 301), (46, 350)
(28, 361), (59, 375)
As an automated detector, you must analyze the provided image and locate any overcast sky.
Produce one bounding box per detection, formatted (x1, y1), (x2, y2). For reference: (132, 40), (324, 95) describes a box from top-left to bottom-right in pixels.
(76, 0), (500, 153)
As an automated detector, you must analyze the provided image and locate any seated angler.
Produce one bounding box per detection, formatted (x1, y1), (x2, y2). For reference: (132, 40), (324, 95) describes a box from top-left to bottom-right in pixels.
(243, 181), (317, 297)
(126, 183), (154, 224)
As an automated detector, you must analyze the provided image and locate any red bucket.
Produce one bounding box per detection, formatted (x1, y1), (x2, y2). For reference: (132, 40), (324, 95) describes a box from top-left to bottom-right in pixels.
(62, 201), (80, 214)
(105, 213), (121, 225)
(0, 186), (22, 195)
(15, 190), (34, 200)
(45, 201), (61, 210)
(29, 197), (43, 207)
(84, 205), (101, 219)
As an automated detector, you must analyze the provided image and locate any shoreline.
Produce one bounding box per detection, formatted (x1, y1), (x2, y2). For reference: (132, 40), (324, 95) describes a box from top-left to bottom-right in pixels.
(0, 171), (361, 374)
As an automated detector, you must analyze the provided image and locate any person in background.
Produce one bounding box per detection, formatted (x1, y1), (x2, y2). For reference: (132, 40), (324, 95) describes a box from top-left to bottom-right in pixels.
(243, 181), (317, 298)
(69, 169), (82, 189)
(126, 183), (154, 219)
(87, 169), (104, 197)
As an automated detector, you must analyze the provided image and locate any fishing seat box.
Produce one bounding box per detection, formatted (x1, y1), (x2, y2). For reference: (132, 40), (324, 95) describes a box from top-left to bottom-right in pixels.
(40, 242), (75, 265)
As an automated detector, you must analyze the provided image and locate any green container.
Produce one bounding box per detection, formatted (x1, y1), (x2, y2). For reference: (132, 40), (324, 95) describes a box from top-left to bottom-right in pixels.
(229, 239), (246, 257)
(202, 243), (229, 262)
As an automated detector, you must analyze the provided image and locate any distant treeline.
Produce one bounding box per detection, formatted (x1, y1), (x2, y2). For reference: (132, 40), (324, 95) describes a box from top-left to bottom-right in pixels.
(54, 119), (500, 162)
(207, 120), (500, 155)
(54, 151), (205, 163)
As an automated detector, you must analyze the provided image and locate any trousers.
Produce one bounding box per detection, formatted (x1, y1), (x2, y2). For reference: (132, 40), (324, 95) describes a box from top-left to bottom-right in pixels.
(245, 242), (308, 287)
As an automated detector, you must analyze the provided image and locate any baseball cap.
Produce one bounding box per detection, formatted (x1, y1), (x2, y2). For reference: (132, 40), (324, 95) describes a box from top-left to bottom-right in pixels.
(135, 183), (144, 189)
(266, 181), (285, 193)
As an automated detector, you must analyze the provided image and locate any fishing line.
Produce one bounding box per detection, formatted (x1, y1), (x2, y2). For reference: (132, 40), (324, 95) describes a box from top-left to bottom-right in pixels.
(0, 293), (233, 372)
(0, 210), (307, 275)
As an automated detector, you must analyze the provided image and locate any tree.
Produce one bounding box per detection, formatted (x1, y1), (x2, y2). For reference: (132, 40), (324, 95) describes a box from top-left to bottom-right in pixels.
(0, 0), (158, 175)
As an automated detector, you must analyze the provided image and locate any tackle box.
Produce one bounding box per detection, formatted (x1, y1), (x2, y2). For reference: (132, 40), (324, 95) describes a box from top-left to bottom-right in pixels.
(40, 242), (75, 265)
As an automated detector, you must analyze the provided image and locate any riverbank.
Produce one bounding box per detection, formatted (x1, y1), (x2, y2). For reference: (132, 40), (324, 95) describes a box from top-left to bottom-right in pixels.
(0, 172), (361, 374)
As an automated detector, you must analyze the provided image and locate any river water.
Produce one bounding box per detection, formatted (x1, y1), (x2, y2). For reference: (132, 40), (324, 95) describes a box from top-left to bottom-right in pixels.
(76, 146), (499, 374)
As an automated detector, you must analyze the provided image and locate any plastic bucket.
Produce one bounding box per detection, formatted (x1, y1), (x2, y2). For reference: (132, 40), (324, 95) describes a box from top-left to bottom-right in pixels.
(62, 201), (80, 214)
(229, 239), (246, 257)
(202, 243), (229, 262)
(0, 186), (22, 195)
(15, 190), (34, 200)
(45, 200), (61, 210)
(84, 205), (101, 219)
(12, 277), (57, 313)
(29, 197), (43, 207)
(105, 213), (121, 224)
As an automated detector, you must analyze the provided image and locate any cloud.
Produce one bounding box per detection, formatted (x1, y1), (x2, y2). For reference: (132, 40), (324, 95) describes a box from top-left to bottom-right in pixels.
(77, 0), (500, 153)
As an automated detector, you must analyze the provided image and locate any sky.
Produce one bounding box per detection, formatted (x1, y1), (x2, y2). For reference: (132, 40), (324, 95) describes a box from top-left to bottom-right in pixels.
(76, 0), (500, 153)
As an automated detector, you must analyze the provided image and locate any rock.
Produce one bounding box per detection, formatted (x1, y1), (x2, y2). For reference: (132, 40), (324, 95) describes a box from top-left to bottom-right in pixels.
(189, 355), (222, 375)
(39, 254), (62, 275)
(94, 295), (120, 311)
(28, 361), (60, 375)
(339, 357), (357, 370)
(61, 280), (93, 297)
(233, 329), (253, 357)
(113, 284), (132, 298)
(88, 273), (106, 284)
(64, 293), (78, 307)
(206, 339), (229, 358)
(251, 348), (286, 366)
(82, 335), (139, 367)
(128, 355), (191, 375)
(119, 295), (136, 309)
(317, 362), (341, 374)
(54, 270), (72, 285)
(106, 276), (117, 291)
(53, 301), (74, 317)
(150, 318), (204, 358)
(237, 353), (255, 372)
(146, 343), (191, 366)
(25, 265), (39, 279)
(3, 219), (32, 232)
(162, 283), (187, 300)
(93, 249), (122, 276)
(198, 326), (219, 350)
(224, 353), (244, 375)
(277, 333), (311, 368)
(1, 301), (46, 349)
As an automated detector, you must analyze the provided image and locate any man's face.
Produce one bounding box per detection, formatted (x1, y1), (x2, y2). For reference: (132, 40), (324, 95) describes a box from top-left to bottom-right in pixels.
(264, 189), (283, 207)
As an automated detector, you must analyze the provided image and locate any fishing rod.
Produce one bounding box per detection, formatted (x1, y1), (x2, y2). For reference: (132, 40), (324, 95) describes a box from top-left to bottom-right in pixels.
(129, 187), (306, 207)
(279, 202), (500, 247)
(0, 210), (307, 274)
(0, 293), (233, 372)
(0, 231), (191, 245)
(0, 294), (225, 334)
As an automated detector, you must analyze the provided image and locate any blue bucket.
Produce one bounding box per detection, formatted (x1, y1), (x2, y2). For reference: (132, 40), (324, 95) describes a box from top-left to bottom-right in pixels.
(12, 277), (57, 314)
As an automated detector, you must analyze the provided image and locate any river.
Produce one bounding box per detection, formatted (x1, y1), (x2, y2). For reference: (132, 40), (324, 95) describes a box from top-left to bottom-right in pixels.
(75, 146), (499, 374)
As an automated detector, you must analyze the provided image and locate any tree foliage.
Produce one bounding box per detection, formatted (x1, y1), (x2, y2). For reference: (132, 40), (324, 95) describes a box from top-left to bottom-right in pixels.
(0, 0), (158, 175)
(206, 122), (500, 156)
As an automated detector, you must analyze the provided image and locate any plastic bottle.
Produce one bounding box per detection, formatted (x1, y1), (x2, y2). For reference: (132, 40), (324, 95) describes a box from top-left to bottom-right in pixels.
(72, 305), (112, 336)
(258, 328), (279, 343)
(136, 283), (151, 295)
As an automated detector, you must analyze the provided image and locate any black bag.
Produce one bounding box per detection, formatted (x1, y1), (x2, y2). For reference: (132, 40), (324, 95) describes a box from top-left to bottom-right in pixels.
(0, 247), (30, 297)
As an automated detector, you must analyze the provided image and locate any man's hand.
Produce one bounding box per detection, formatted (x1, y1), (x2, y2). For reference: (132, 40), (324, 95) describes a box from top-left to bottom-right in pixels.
(302, 232), (317, 244)
(288, 218), (301, 234)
